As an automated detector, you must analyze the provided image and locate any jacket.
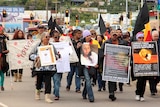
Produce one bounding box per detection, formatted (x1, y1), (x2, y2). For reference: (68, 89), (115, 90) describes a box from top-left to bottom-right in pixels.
(29, 42), (59, 72)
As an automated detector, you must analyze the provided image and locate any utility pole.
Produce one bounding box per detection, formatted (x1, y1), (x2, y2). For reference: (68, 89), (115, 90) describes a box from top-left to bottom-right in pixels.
(55, 0), (58, 18)
(46, 0), (48, 22)
(126, 0), (128, 26)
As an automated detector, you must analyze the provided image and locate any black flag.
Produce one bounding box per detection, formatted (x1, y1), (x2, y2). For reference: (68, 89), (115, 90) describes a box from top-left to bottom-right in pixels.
(48, 16), (54, 30)
(132, 2), (149, 41)
(48, 16), (63, 34)
(98, 14), (107, 35)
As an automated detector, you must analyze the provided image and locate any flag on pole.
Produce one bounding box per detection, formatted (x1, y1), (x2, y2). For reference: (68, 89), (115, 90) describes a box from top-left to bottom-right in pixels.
(133, 2), (152, 41)
(48, 15), (56, 31)
(48, 16), (63, 34)
(98, 14), (107, 35)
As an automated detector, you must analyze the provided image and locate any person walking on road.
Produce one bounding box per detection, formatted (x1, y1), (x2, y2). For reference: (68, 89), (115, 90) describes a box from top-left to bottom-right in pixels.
(11, 30), (25, 82)
(0, 26), (9, 91)
(66, 29), (82, 93)
(101, 29), (128, 101)
(29, 32), (59, 103)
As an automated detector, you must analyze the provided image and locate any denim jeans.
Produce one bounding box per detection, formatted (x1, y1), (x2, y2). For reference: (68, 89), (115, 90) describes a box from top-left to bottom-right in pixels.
(97, 72), (106, 89)
(53, 73), (62, 97)
(66, 65), (81, 91)
(82, 67), (94, 101)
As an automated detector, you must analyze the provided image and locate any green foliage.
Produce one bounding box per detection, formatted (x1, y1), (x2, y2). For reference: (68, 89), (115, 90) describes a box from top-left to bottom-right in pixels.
(106, 0), (138, 14)
(70, 10), (97, 26)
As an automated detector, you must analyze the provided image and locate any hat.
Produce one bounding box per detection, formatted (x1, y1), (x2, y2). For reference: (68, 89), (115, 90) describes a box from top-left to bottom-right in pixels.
(82, 30), (91, 38)
(37, 25), (45, 29)
(136, 32), (144, 40)
(0, 26), (4, 31)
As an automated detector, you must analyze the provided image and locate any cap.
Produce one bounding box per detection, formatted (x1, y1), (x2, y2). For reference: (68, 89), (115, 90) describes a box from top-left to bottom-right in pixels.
(136, 32), (144, 40)
(82, 30), (91, 38)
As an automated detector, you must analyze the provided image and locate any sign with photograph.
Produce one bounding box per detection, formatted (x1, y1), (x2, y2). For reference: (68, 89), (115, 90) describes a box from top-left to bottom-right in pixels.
(132, 41), (159, 77)
(38, 45), (56, 66)
(102, 44), (131, 83)
(80, 42), (98, 66)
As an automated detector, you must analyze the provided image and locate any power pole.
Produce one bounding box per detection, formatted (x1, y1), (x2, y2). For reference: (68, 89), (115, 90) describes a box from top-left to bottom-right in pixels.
(46, 0), (48, 22)
(126, 0), (128, 26)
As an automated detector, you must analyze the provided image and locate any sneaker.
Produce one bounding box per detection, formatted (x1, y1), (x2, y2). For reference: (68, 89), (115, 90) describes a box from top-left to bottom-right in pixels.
(89, 99), (94, 102)
(66, 86), (70, 91)
(151, 93), (156, 96)
(135, 95), (140, 101)
(54, 96), (59, 100)
(82, 96), (87, 99)
(98, 89), (101, 91)
(140, 97), (145, 102)
(75, 90), (81, 93)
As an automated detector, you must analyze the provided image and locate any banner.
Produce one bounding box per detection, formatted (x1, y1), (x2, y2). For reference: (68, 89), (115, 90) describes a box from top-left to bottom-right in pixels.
(102, 44), (131, 83)
(50, 42), (70, 73)
(132, 41), (159, 77)
(0, 7), (24, 22)
(59, 36), (79, 63)
(7, 39), (40, 69)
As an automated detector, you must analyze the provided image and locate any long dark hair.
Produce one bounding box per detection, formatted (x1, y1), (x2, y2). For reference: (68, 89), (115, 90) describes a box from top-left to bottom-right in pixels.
(12, 30), (25, 40)
(82, 43), (93, 63)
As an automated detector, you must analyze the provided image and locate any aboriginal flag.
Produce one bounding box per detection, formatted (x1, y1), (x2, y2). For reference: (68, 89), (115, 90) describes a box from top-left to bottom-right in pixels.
(133, 2), (152, 41)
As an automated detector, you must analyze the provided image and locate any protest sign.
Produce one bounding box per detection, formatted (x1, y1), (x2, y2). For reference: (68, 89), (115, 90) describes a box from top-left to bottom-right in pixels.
(50, 42), (70, 73)
(38, 45), (56, 66)
(7, 39), (40, 69)
(102, 44), (131, 83)
(80, 43), (98, 66)
(132, 41), (159, 76)
(59, 36), (79, 63)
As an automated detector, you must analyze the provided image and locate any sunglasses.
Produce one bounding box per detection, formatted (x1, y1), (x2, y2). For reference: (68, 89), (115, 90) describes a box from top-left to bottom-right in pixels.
(54, 36), (59, 39)
(91, 33), (96, 35)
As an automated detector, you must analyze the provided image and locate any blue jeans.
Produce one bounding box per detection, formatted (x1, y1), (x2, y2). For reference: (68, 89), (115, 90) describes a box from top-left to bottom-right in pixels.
(82, 67), (94, 101)
(66, 65), (81, 91)
(97, 72), (106, 89)
(53, 73), (62, 97)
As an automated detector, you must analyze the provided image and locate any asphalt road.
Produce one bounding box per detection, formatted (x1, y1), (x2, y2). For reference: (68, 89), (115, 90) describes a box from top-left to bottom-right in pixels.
(1, 69), (160, 107)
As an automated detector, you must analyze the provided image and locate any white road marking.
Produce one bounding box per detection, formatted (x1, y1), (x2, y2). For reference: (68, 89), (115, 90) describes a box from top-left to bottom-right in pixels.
(0, 102), (8, 107)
